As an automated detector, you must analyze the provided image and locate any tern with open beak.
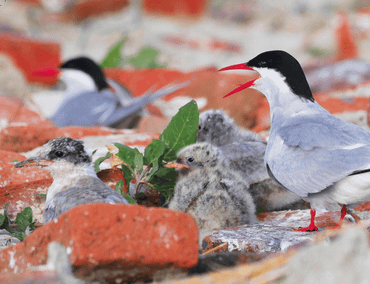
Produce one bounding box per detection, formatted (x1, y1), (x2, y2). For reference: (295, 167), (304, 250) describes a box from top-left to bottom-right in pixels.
(220, 50), (370, 231)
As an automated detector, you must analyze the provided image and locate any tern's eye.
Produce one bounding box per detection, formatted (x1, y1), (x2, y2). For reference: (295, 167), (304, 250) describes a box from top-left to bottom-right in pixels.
(55, 151), (64, 158)
(187, 157), (194, 163)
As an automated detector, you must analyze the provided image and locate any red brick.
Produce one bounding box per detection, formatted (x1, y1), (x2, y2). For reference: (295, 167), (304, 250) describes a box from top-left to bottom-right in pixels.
(143, 0), (207, 18)
(0, 270), (57, 283)
(97, 167), (128, 194)
(0, 34), (60, 85)
(61, 0), (130, 22)
(136, 115), (170, 134)
(0, 204), (199, 283)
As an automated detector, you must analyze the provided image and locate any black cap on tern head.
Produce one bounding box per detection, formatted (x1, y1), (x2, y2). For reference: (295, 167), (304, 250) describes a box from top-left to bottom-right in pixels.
(247, 50), (314, 102)
(60, 57), (108, 91)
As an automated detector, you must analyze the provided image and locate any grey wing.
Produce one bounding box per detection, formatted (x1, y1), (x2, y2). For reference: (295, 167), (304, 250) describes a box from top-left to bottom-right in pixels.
(272, 114), (370, 197)
(102, 81), (190, 127)
(43, 181), (128, 223)
(219, 141), (269, 184)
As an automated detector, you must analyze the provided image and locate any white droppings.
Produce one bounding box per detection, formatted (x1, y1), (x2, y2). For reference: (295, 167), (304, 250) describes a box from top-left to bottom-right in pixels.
(66, 247), (72, 255)
(173, 234), (179, 241)
(122, 213), (126, 218)
(53, 218), (58, 223)
(69, 240), (73, 245)
(30, 246), (35, 252)
(8, 250), (16, 269)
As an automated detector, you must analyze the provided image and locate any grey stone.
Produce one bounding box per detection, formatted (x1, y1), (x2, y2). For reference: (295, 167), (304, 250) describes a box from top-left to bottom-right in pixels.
(208, 223), (314, 253)
(285, 228), (370, 284)
(0, 229), (21, 250)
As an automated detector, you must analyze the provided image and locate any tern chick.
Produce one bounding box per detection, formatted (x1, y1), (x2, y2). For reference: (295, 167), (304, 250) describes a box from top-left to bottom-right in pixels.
(167, 143), (256, 241)
(15, 137), (128, 223)
(197, 109), (260, 146)
(197, 110), (303, 211)
(221, 50), (370, 231)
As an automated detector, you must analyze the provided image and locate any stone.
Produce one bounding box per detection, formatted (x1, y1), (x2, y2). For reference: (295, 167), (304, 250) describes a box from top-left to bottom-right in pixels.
(0, 230), (21, 250)
(0, 203), (199, 283)
(202, 223), (313, 254)
(202, 209), (354, 254)
(285, 228), (370, 284)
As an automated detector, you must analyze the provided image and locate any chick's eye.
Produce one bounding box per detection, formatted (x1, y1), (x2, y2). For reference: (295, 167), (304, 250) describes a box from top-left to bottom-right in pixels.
(55, 151), (64, 158)
(198, 125), (201, 130)
(187, 157), (194, 163)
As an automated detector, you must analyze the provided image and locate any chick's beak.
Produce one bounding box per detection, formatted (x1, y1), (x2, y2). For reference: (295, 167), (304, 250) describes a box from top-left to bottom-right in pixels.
(219, 63), (258, 98)
(164, 162), (189, 169)
(14, 158), (54, 168)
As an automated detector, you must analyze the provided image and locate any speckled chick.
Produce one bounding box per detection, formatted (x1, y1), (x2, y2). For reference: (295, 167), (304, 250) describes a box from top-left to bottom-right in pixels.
(168, 142), (257, 241)
(197, 109), (304, 211)
(197, 109), (261, 146)
(14, 137), (128, 223)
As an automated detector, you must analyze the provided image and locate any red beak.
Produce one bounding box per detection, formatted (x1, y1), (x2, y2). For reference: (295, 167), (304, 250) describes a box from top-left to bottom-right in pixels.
(219, 63), (258, 98)
(32, 67), (60, 77)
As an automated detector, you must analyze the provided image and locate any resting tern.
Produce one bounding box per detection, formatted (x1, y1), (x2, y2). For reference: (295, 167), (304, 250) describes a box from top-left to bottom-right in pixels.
(32, 57), (188, 128)
(14, 137), (129, 223)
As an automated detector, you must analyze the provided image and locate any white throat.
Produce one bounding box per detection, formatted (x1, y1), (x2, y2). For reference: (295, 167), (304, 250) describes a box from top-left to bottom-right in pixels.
(251, 67), (316, 119)
(60, 69), (97, 98)
(45, 161), (97, 204)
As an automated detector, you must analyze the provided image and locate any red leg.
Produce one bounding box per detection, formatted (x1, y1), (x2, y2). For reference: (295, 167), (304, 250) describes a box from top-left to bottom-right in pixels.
(326, 205), (347, 230)
(293, 209), (318, 232)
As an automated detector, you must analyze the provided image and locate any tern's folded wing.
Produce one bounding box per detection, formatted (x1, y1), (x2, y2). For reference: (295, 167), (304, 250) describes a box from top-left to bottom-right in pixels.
(268, 111), (370, 196)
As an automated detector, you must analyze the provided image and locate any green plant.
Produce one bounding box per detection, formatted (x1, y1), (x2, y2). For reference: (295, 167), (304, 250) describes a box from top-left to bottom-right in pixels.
(0, 203), (36, 241)
(100, 38), (168, 69)
(95, 100), (199, 205)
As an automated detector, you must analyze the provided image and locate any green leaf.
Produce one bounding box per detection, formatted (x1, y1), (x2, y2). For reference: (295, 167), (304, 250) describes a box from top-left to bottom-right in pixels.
(100, 39), (125, 68)
(11, 159), (18, 163)
(114, 143), (136, 167)
(144, 139), (167, 180)
(0, 214), (5, 227)
(94, 152), (111, 173)
(12, 232), (26, 241)
(15, 207), (33, 232)
(134, 149), (144, 171)
(34, 193), (46, 198)
(124, 193), (137, 204)
(115, 180), (123, 195)
(144, 139), (166, 165)
(121, 165), (134, 187)
(126, 46), (167, 69)
(149, 167), (178, 202)
(159, 100), (199, 161)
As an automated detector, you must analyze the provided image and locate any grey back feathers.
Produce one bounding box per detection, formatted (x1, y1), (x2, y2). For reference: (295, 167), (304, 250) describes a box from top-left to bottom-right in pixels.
(43, 176), (128, 223)
(169, 143), (257, 239)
